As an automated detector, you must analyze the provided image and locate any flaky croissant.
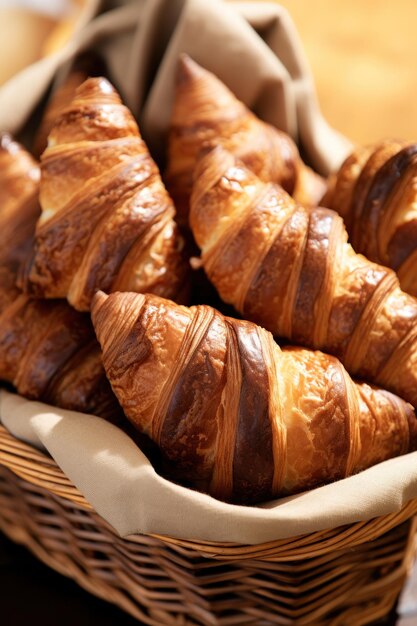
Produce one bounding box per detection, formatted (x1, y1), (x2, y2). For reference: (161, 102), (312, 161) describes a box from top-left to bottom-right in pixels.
(165, 54), (326, 226)
(0, 133), (40, 312)
(323, 140), (417, 297)
(0, 134), (122, 422)
(0, 292), (122, 422)
(190, 146), (417, 409)
(91, 291), (417, 505)
(22, 77), (188, 311)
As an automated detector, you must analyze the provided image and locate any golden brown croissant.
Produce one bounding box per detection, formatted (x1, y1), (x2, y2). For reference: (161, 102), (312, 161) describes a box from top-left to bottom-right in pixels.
(0, 293), (122, 422)
(22, 77), (188, 311)
(0, 134), (122, 423)
(323, 140), (417, 297)
(91, 290), (417, 505)
(190, 146), (417, 409)
(0, 133), (40, 311)
(165, 54), (326, 226)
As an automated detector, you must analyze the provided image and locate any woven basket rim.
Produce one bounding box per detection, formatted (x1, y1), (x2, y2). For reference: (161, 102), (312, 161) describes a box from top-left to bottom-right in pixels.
(1, 423), (417, 557)
(1, 459), (415, 625)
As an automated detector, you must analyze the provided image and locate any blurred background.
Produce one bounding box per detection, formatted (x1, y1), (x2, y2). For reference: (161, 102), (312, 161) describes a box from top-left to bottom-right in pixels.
(278, 0), (417, 145)
(0, 0), (96, 83)
(0, 0), (415, 148)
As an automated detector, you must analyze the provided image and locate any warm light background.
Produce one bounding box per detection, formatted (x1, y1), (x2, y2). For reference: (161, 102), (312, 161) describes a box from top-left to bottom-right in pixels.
(274, 0), (417, 145)
(0, 0), (94, 85)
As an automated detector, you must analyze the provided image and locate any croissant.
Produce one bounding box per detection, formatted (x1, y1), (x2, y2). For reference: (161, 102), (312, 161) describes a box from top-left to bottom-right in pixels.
(22, 77), (188, 311)
(0, 292), (123, 422)
(323, 140), (417, 297)
(0, 134), (122, 423)
(165, 55), (326, 226)
(0, 133), (40, 311)
(91, 290), (417, 504)
(189, 146), (417, 409)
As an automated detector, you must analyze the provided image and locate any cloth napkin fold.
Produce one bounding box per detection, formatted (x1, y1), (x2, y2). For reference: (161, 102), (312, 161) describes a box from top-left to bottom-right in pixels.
(1, 389), (417, 545)
(0, 0), (351, 174)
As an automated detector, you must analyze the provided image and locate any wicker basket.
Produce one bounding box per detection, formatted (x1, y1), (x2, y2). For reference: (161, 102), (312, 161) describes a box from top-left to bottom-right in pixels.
(0, 424), (416, 626)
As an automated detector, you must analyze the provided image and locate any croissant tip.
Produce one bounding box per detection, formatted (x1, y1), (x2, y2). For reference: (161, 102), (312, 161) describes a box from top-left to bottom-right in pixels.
(92, 290), (109, 311)
(198, 144), (237, 172)
(74, 76), (118, 101)
(177, 53), (205, 84)
(192, 144), (223, 181)
(199, 143), (228, 161)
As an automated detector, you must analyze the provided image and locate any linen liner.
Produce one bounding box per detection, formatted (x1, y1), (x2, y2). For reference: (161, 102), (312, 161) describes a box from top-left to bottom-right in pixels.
(0, 0), (408, 545)
(0, 0), (352, 173)
(2, 389), (417, 545)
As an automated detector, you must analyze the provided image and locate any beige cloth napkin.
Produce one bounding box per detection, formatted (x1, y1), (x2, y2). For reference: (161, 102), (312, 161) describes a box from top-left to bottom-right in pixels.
(0, 0), (352, 174)
(1, 389), (417, 545)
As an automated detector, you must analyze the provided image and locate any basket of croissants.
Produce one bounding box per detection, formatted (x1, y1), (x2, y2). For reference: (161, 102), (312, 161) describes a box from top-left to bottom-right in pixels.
(1, 1), (417, 625)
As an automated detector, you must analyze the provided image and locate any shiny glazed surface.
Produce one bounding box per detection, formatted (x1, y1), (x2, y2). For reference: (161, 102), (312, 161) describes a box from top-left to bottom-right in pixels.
(92, 290), (417, 505)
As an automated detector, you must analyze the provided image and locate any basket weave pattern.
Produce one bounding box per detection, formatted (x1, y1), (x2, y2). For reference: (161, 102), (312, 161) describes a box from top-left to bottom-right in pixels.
(0, 424), (416, 626)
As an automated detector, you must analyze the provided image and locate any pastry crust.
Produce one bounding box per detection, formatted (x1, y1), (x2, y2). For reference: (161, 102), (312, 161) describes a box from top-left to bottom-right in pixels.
(92, 291), (417, 505)
(0, 293), (122, 421)
(190, 146), (417, 409)
(0, 134), (122, 423)
(0, 133), (40, 311)
(324, 140), (417, 297)
(22, 77), (188, 311)
(166, 55), (326, 226)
